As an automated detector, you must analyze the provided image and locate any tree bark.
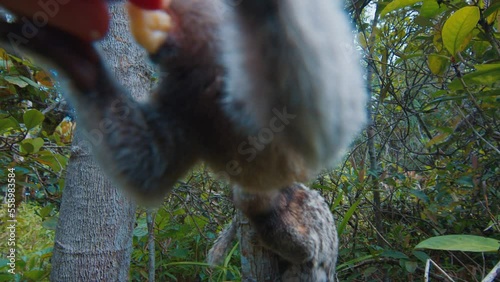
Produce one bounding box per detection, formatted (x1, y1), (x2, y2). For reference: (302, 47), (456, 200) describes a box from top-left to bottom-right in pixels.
(238, 211), (281, 282)
(51, 3), (151, 281)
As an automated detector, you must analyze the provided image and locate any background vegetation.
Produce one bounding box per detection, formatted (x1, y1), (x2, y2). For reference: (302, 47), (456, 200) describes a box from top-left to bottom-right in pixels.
(1, 0), (499, 281)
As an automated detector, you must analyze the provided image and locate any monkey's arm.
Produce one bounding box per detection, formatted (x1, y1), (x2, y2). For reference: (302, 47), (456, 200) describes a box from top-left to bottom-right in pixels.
(0, 23), (196, 202)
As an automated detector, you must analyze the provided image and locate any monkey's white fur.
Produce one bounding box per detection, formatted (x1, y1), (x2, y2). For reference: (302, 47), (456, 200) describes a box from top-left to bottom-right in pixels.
(222, 0), (366, 172)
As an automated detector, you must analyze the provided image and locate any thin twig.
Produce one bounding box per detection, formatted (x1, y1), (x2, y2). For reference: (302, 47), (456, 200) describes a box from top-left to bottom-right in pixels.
(482, 261), (500, 282)
(426, 259), (456, 282)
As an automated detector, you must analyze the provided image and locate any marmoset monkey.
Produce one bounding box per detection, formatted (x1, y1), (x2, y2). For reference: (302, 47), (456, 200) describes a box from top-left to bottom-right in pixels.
(209, 184), (339, 281)
(0, 0), (365, 279)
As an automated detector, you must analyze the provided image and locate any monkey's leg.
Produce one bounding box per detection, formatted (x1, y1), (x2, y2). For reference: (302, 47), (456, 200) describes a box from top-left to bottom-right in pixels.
(0, 22), (197, 203)
(233, 184), (338, 279)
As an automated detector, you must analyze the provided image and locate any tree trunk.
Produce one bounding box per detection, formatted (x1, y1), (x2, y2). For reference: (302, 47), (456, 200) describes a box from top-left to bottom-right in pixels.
(50, 130), (137, 281)
(238, 211), (281, 282)
(51, 3), (151, 281)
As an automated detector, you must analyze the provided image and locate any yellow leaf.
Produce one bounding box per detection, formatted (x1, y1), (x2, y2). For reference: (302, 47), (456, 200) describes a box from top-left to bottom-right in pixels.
(35, 71), (54, 87)
(442, 6), (480, 55)
(428, 54), (449, 75)
(486, 10), (498, 25)
(0, 48), (7, 59)
(426, 132), (450, 147)
(433, 29), (443, 52)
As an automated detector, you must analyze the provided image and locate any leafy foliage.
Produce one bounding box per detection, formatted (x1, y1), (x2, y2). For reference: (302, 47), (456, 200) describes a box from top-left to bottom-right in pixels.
(0, 49), (73, 207)
(129, 167), (241, 281)
(0, 203), (56, 281)
(334, 0), (500, 280)
(2, 0), (499, 280)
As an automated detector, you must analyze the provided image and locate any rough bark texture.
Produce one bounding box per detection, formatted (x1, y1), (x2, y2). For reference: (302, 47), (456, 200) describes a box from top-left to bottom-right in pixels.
(50, 3), (151, 281)
(238, 211), (281, 282)
(50, 132), (137, 281)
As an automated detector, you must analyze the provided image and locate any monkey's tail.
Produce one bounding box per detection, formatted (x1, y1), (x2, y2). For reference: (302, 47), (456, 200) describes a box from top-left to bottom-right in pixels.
(207, 216), (238, 266)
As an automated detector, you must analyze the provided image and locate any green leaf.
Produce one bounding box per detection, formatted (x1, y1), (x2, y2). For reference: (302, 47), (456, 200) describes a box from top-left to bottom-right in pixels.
(486, 215), (500, 232)
(19, 76), (41, 88)
(420, 0), (448, 18)
(23, 270), (46, 280)
(133, 218), (148, 238)
(448, 63), (500, 89)
(473, 41), (493, 56)
(457, 176), (473, 187)
(21, 137), (44, 153)
(415, 235), (500, 252)
(331, 190), (343, 210)
(336, 254), (378, 271)
(36, 151), (68, 172)
(428, 54), (449, 75)
(412, 250), (430, 263)
(410, 189), (430, 203)
(425, 132), (450, 147)
(337, 197), (362, 235)
(39, 205), (53, 218)
(484, 0), (500, 18)
(405, 261), (418, 273)
(4, 75), (28, 88)
(363, 266), (378, 277)
(442, 6), (480, 55)
(0, 117), (19, 133)
(169, 248), (189, 259)
(381, 0), (422, 16)
(23, 109), (45, 130)
(184, 215), (208, 230)
(41, 217), (59, 230)
(0, 274), (15, 281)
(381, 250), (409, 259)
(224, 242), (239, 267)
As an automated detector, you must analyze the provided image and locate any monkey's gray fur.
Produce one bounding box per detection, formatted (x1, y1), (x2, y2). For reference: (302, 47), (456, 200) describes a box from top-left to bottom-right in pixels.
(209, 183), (338, 281)
(0, 0), (364, 279)
(206, 215), (238, 267)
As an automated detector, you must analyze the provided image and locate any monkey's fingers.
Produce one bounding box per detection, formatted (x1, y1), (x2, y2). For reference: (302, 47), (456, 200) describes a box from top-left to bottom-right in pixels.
(126, 0), (172, 54)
